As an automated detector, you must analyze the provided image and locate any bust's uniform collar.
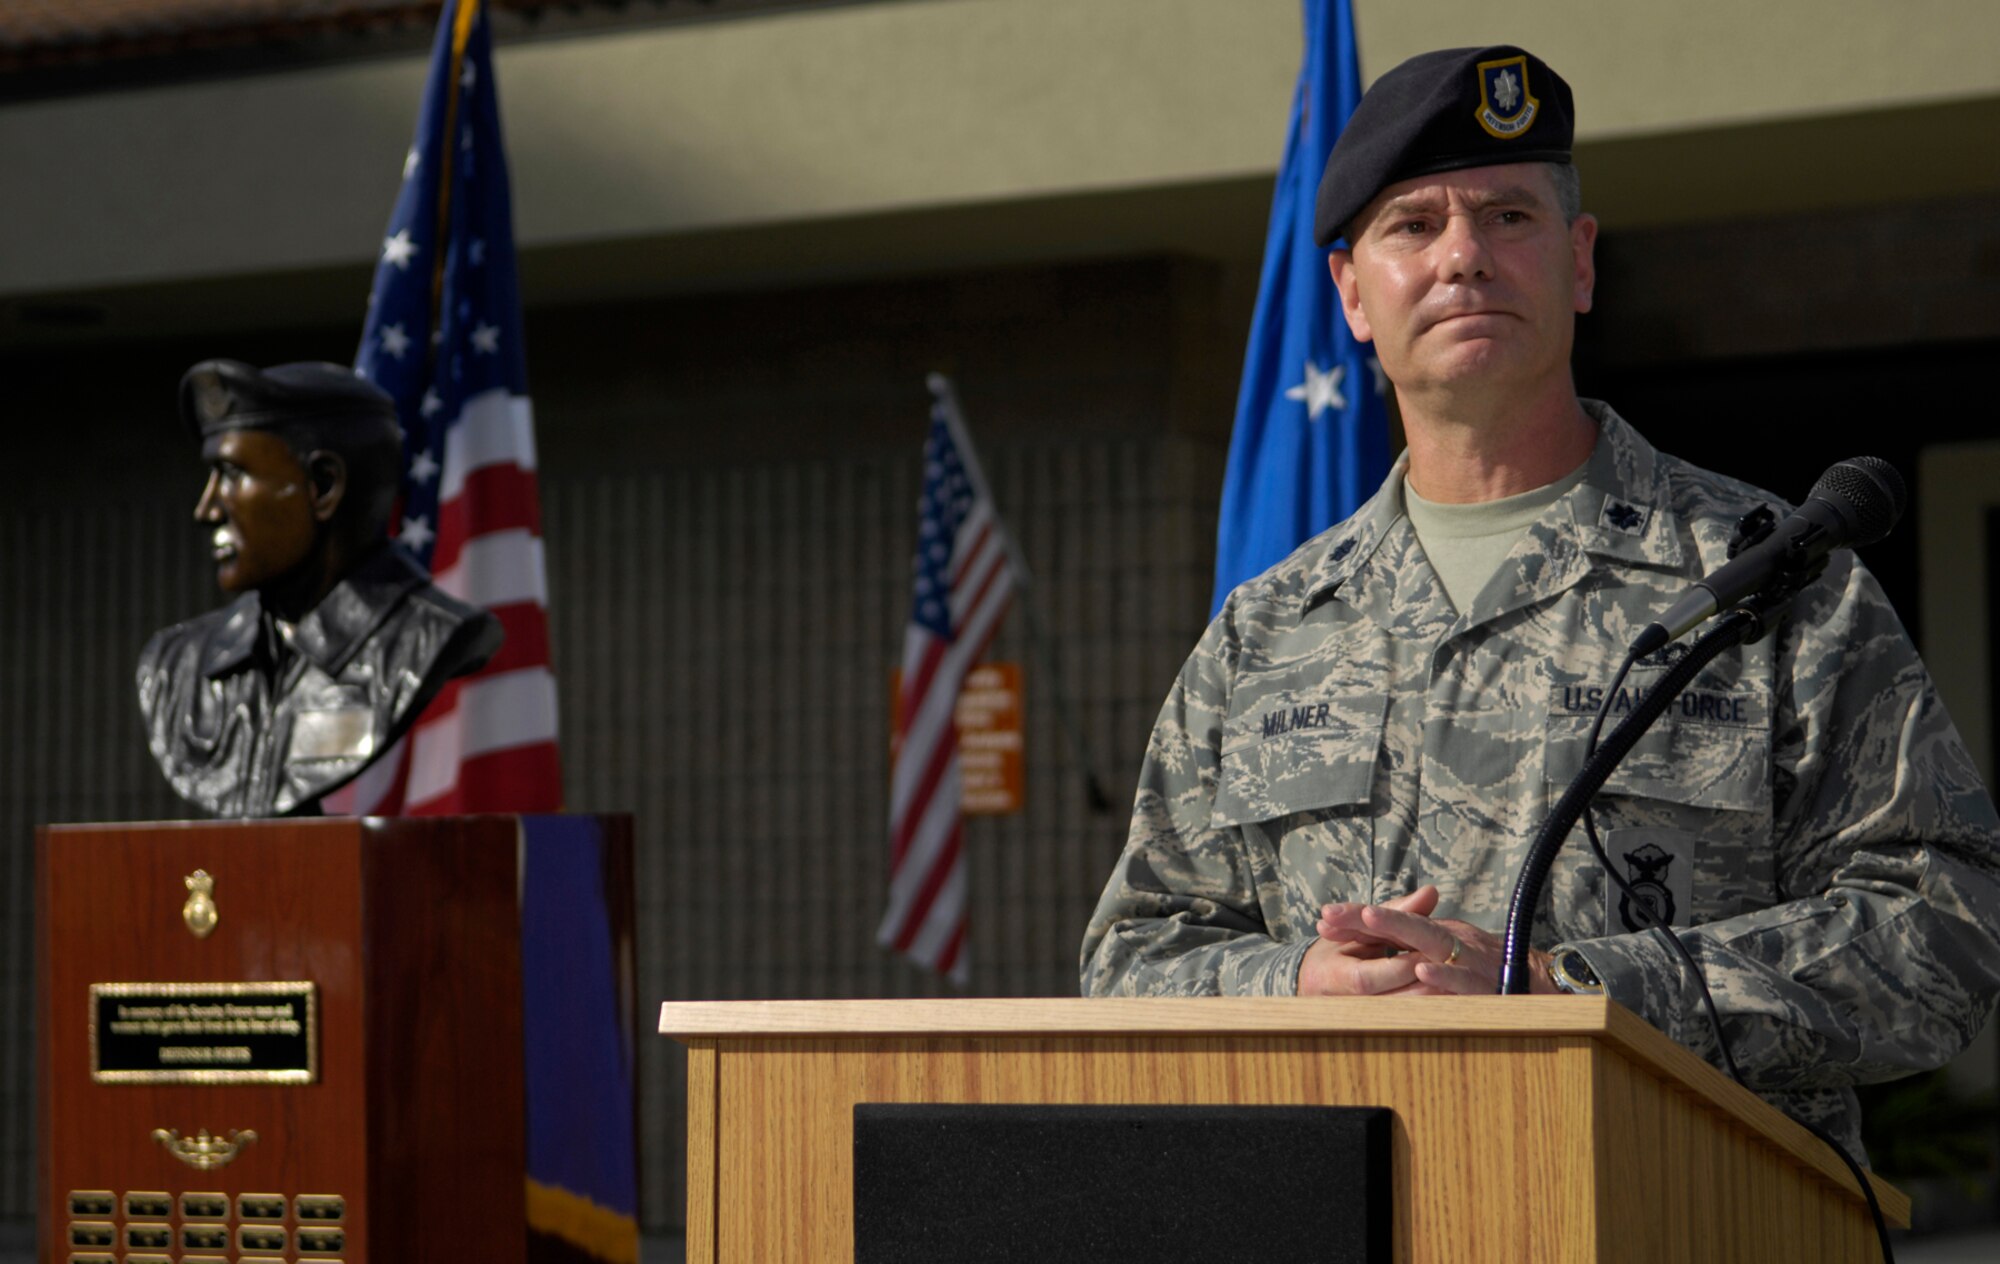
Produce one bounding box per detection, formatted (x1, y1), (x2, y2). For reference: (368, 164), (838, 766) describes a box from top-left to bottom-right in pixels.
(292, 546), (431, 677)
(199, 546), (430, 680)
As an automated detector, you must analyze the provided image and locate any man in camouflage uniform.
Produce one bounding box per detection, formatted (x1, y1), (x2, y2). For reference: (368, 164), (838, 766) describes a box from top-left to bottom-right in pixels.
(1078, 45), (2000, 1160)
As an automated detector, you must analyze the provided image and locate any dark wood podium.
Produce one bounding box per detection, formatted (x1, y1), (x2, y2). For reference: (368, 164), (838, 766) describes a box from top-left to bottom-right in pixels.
(38, 817), (529, 1263)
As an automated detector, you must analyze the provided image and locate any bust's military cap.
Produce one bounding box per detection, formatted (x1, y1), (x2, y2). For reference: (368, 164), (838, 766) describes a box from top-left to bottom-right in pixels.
(1314, 44), (1575, 247)
(180, 359), (399, 440)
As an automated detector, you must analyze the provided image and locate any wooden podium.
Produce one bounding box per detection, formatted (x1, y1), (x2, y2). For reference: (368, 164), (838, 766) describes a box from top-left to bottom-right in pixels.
(660, 997), (1908, 1263)
(38, 817), (528, 1263)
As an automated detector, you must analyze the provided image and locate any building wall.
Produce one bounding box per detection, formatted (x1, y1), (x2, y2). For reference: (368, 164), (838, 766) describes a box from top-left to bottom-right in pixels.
(2, 0), (1995, 336)
(0, 254), (1249, 1227)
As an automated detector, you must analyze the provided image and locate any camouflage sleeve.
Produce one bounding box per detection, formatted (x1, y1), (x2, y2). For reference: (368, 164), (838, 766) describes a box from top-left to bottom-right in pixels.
(1079, 610), (1312, 997)
(1567, 554), (2000, 1092)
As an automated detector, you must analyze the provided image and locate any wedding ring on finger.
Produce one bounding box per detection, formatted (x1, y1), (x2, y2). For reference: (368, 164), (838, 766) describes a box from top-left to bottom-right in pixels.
(1442, 937), (1463, 966)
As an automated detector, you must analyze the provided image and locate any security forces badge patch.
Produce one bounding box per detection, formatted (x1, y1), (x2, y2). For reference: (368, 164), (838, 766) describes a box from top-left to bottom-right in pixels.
(1605, 830), (1695, 933)
(1474, 54), (1540, 139)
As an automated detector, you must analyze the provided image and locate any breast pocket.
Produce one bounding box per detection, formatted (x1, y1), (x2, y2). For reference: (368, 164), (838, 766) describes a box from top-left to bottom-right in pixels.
(1544, 681), (1774, 930)
(1544, 681), (1771, 814)
(1213, 691), (1388, 827)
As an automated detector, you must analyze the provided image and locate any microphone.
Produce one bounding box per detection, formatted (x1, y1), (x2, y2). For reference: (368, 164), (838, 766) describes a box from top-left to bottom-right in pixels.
(1630, 457), (1906, 657)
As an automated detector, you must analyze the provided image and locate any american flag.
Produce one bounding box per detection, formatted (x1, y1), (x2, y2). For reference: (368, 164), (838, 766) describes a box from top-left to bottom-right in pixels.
(327, 0), (562, 816)
(879, 375), (1017, 983)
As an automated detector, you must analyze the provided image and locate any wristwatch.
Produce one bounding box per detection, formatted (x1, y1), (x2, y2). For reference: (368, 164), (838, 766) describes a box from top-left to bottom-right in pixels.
(1549, 947), (1605, 995)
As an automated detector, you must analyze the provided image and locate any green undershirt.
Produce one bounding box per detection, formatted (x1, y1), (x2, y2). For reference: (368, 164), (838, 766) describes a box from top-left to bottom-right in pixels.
(1403, 458), (1591, 614)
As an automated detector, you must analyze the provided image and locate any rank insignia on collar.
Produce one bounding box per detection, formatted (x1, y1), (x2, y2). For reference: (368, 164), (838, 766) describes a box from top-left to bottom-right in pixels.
(1474, 55), (1540, 139)
(1599, 498), (1649, 535)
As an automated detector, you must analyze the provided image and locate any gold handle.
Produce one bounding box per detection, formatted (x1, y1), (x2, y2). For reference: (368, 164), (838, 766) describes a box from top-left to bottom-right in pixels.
(149, 1127), (256, 1171)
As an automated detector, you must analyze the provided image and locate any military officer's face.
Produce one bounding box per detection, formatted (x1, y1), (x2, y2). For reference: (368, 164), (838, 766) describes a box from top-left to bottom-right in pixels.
(194, 429), (319, 594)
(1329, 162), (1596, 399)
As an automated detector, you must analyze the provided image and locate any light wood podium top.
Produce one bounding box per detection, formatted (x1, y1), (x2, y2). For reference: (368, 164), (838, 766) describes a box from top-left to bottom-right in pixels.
(660, 995), (1907, 1225)
(663, 994), (1636, 1037)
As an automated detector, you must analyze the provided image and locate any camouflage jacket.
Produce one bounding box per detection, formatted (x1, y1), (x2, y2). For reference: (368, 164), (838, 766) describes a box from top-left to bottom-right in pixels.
(1080, 403), (2000, 1157)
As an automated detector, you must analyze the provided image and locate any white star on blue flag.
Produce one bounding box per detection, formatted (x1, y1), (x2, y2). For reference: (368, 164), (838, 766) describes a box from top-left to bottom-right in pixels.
(911, 405), (978, 639)
(1284, 360), (1347, 420)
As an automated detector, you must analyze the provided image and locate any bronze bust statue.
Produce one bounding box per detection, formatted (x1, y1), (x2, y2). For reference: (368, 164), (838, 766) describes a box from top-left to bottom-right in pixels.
(137, 359), (502, 817)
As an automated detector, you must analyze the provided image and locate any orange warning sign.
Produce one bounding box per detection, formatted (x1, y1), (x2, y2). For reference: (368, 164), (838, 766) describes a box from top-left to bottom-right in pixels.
(955, 663), (1024, 815)
(891, 662), (1025, 816)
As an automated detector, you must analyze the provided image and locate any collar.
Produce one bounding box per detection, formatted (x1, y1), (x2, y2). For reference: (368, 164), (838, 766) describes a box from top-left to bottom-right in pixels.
(199, 545), (430, 680)
(1563, 400), (1684, 571)
(1299, 447), (1413, 612)
(198, 594), (264, 679)
(1299, 399), (1683, 614)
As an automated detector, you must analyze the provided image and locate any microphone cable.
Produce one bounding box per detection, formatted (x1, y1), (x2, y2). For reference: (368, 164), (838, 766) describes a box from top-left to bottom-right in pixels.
(1577, 645), (1896, 1264)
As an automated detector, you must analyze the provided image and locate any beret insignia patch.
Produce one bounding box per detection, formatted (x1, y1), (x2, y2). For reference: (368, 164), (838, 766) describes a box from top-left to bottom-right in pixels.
(1474, 55), (1539, 139)
(191, 371), (233, 426)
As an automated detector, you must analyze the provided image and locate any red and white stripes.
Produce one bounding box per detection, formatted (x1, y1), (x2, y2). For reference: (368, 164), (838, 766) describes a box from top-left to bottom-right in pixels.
(878, 380), (1016, 983)
(324, 388), (562, 816)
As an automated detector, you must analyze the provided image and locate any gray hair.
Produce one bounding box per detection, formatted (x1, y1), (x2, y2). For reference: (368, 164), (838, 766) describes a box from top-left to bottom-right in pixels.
(1548, 161), (1582, 223)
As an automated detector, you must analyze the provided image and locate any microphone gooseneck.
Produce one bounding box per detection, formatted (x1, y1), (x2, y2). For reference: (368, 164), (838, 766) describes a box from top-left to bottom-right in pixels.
(1629, 457), (1906, 658)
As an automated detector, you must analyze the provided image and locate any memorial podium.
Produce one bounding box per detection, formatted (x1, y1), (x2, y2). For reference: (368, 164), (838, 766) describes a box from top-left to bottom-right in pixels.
(660, 997), (1908, 1263)
(38, 815), (628, 1264)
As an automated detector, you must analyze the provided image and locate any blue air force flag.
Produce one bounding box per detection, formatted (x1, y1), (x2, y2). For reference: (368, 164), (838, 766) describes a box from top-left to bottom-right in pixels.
(1210, 0), (1391, 614)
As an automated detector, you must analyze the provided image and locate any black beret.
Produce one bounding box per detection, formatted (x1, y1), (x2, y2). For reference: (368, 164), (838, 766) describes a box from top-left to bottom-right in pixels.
(1314, 44), (1575, 247)
(180, 359), (399, 440)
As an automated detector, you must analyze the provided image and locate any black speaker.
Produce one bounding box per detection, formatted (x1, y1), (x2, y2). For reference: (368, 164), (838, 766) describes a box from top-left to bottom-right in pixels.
(853, 1103), (1394, 1263)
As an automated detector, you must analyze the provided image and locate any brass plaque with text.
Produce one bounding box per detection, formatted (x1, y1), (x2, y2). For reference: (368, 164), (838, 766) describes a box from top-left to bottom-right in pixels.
(89, 981), (316, 1084)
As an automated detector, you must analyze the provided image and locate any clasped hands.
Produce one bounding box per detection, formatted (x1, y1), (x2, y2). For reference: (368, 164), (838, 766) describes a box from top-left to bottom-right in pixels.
(1298, 884), (1557, 996)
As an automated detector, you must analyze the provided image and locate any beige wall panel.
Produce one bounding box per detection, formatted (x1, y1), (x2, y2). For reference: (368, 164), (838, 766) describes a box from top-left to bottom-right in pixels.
(501, 0), (1300, 240)
(0, 0), (1301, 296)
(1354, 0), (2000, 133)
(4, 0), (1999, 299)
(0, 59), (416, 292)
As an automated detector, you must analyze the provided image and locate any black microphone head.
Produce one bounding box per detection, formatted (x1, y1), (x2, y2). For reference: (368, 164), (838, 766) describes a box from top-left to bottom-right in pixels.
(1809, 457), (1906, 547)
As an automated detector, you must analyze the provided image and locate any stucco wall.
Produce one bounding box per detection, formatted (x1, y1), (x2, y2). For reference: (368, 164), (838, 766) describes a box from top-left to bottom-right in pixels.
(2, 0), (1995, 301)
